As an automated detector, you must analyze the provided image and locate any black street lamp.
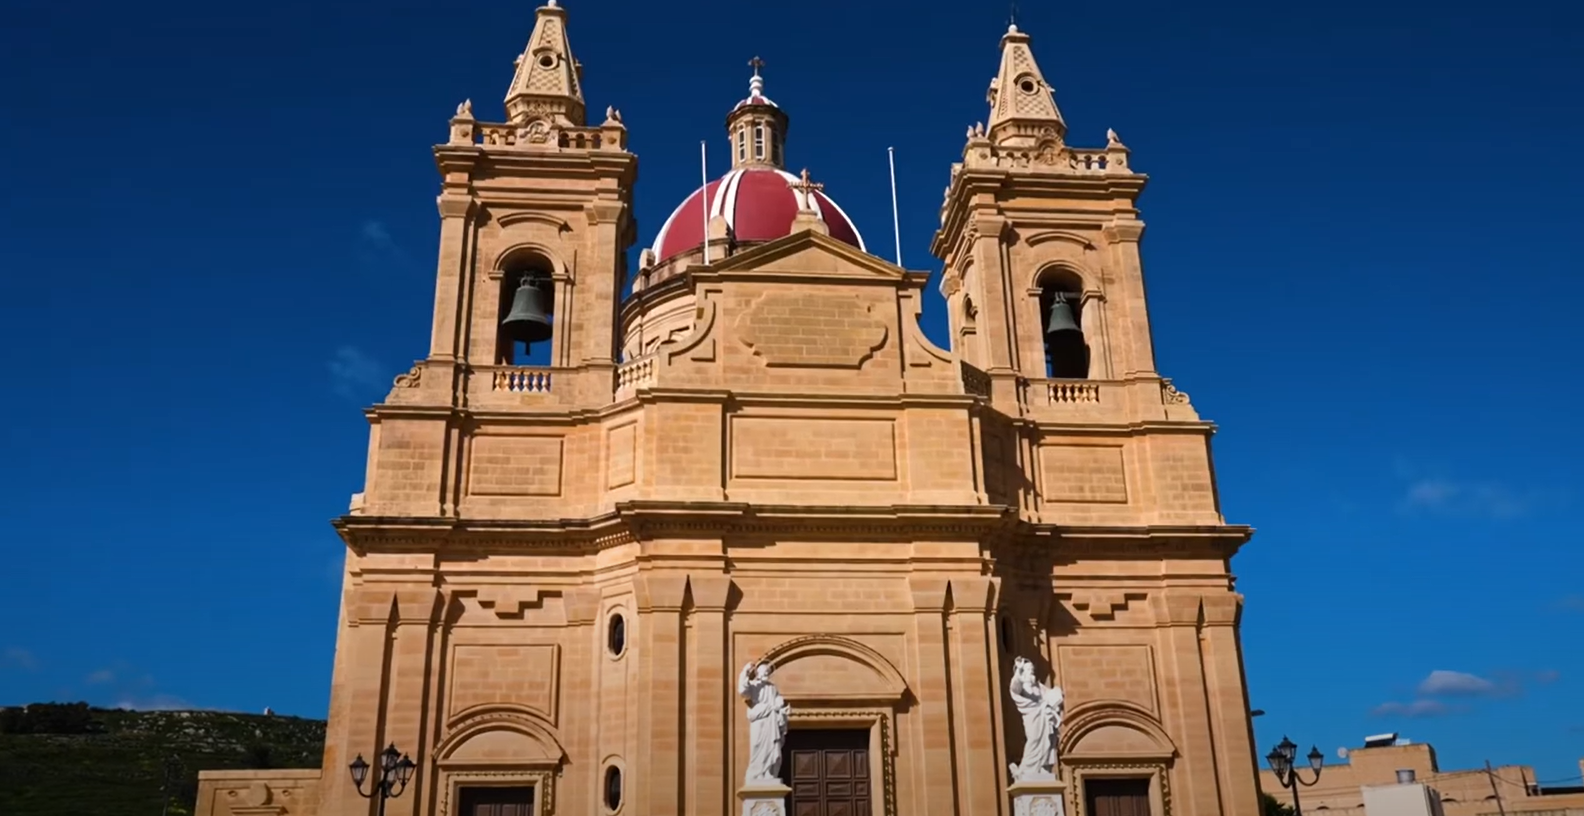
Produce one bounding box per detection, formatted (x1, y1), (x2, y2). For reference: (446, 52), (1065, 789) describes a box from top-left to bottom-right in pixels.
(1266, 735), (1324, 816)
(349, 743), (417, 816)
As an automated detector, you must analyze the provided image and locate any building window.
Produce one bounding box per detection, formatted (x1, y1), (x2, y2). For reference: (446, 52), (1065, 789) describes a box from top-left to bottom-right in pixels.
(603, 765), (624, 812)
(736, 128), (746, 162)
(607, 613), (627, 657)
(999, 614), (1013, 651)
(770, 132), (780, 165)
(753, 124), (764, 159)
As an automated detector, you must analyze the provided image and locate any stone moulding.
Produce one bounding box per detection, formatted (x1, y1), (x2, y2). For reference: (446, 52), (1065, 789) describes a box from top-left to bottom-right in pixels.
(333, 506), (1252, 559)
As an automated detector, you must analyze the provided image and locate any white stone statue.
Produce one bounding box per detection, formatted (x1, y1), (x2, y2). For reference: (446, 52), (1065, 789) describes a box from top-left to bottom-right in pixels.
(1008, 656), (1064, 783)
(738, 659), (791, 785)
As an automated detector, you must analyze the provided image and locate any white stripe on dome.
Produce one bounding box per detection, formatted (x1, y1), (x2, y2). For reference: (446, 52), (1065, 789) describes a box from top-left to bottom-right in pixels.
(719, 168), (747, 226)
(816, 190), (867, 252)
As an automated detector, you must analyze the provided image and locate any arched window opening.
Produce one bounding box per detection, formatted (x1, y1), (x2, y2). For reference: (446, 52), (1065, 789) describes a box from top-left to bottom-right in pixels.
(497, 258), (555, 366)
(1038, 271), (1089, 379)
(736, 127), (746, 162)
(753, 124), (765, 160)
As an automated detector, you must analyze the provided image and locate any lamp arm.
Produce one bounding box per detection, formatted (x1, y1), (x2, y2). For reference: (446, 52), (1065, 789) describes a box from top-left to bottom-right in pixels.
(1295, 767), (1323, 788)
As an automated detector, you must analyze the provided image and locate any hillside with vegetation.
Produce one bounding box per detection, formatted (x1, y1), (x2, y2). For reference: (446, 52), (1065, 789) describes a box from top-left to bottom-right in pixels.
(0, 702), (326, 816)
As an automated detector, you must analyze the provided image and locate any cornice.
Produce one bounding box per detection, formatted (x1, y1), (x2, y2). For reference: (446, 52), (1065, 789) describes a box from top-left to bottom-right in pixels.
(336, 505), (1250, 561)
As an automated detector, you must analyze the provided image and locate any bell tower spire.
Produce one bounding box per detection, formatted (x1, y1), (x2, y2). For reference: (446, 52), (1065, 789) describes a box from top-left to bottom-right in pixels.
(504, 0), (586, 126)
(985, 24), (1066, 147)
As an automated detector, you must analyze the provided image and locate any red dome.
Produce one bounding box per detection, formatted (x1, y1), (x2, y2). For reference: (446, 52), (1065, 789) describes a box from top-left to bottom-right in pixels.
(650, 167), (867, 263)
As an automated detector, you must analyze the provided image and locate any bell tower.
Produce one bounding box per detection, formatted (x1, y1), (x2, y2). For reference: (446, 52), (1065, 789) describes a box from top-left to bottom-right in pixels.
(932, 24), (1148, 396)
(353, 0), (637, 513)
(932, 23), (1263, 816)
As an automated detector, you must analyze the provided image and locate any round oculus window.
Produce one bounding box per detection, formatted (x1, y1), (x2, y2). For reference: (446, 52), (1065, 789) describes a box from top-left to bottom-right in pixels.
(607, 613), (627, 657)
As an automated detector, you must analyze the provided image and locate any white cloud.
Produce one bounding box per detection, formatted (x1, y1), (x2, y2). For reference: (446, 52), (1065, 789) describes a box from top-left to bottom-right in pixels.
(1417, 669), (1500, 696)
(1554, 595), (1584, 613)
(327, 345), (386, 398)
(2, 647), (37, 671)
(1401, 478), (1531, 518)
(85, 669), (116, 685)
(1372, 699), (1452, 718)
(356, 219), (415, 271)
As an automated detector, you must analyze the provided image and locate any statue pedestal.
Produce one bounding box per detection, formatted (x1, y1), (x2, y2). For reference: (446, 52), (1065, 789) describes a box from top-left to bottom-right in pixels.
(1009, 778), (1068, 816)
(737, 782), (792, 816)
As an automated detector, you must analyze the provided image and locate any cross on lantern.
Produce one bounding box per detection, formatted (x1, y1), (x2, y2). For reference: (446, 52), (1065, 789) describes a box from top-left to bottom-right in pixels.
(788, 168), (823, 211)
(748, 56), (764, 77)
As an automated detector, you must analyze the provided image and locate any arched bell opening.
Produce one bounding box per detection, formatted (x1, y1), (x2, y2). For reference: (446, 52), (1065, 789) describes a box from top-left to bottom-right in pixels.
(1037, 269), (1089, 379)
(496, 257), (557, 366)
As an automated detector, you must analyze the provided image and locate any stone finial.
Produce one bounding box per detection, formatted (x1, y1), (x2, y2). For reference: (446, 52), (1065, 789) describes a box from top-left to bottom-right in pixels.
(455, 99), (473, 118)
(1106, 128), (1124, 148)
(603, 105), (623, 124)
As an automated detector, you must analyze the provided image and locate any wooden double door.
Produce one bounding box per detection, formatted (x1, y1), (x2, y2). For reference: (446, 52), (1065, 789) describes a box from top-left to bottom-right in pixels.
(1084, 777), (1152, 816)
(783, 728), (872, 816)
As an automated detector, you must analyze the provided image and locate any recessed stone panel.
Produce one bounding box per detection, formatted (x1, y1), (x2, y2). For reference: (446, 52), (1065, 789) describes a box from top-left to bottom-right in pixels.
(1054, 644), (1157, 713)
(1039, 444), (1128, 504)
(468, 435), (564, 496)
(446, 643), (560, 722)
(606, 422), (637, 488)
(730, 417), (897, 481)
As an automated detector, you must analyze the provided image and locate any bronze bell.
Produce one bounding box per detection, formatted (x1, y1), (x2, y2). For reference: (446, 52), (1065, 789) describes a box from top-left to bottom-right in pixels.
(1045, 294), (1081, 337)
(501, 276), (553, 345)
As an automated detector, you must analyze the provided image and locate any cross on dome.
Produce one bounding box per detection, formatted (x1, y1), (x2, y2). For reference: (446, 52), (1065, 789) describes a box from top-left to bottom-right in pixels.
(787, 168), (824, 211)
(746, 56), (767, 100)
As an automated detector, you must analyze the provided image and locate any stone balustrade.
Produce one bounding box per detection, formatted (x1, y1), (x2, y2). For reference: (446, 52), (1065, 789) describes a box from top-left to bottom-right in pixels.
(491, 366), (554, 394)
(614, 354), (656, 399)
(450, 119), (627, 152)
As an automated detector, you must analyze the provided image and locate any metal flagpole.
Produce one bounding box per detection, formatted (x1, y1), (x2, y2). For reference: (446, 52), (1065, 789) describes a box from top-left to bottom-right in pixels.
(887, 147), (902, 267)
(700, 141), (711, 264)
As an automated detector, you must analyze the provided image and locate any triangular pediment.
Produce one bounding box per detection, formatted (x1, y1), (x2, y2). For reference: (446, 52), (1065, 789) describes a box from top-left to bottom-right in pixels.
(698, 229), (919, 284)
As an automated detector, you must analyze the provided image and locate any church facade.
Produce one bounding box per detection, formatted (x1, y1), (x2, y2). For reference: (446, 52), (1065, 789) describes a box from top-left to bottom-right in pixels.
(195, 3), (1262, 816)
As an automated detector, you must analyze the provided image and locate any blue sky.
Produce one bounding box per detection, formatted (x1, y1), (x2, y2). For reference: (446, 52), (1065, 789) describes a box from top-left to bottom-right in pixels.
(2, 0), (1581, 784)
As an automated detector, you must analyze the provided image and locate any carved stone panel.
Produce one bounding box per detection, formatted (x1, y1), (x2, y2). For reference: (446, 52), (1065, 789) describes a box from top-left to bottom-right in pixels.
(735, 291), (888, 368)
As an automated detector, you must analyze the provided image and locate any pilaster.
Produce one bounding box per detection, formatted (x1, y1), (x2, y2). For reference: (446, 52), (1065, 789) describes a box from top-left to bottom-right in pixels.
(688, 574), (734, 816)
(1100, 220), (1156, 377)
(946, 576), (1006, 816)
(1199, 592), (1261, 816)
(634, 572), (690, 816)
(380, 588), (444, 816)
(429, 193), (477, 363)
(908, 577), (959, 816)
(1154, 592), (1222, 816)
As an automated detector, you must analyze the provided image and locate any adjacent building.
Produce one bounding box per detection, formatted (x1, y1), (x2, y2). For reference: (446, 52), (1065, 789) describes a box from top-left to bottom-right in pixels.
(1261, 736), (1584, 816)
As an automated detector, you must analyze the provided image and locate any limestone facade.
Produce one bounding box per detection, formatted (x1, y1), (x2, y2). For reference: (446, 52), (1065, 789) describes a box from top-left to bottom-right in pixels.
(196, 4), (1263, 815)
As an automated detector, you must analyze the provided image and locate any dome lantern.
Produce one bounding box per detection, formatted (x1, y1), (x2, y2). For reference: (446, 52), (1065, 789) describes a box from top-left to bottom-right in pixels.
(726, 57), (788, 170)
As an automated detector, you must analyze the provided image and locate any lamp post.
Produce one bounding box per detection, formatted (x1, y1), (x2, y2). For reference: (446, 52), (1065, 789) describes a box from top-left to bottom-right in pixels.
(349, 743), (417, 816)
(1266, 735), (1324, 816)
